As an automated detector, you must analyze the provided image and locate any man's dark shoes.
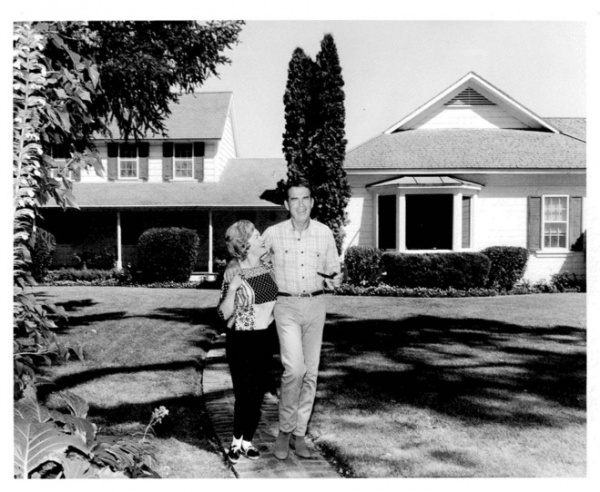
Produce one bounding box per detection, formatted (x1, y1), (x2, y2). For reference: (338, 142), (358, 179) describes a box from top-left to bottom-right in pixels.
(227, 445), (241, 463)
(290, 434), (317, 459)
(274, 431), (291, 460)
(241, 443), (260, 460)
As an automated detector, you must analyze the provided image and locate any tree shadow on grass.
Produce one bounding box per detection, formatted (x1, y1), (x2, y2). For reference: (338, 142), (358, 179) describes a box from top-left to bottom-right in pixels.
(317, 314), (586, 428)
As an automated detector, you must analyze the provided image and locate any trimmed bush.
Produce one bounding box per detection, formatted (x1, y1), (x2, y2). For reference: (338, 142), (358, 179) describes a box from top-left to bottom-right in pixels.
(30, 227), (56, 281)
(137, 227), (199, 282)
(550, 272), (586, 292)
(381, 252), (491, 290)
(73, 247), (116, 270)
(481, 246), (529, 290)
(45, 268), (119, 283)
(344, 246), (383, 286)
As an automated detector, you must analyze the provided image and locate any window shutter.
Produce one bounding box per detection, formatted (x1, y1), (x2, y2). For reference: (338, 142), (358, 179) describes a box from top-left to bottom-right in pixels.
(569, 196), (583, 250)
(462, 196), (471, 248)
(162, 142), (173, 181)
(107, 142), (119, 181)
(194, 142), (204, 181)
(72, 165), (81, 181)
(527, 196), (542, 251)
(139, 142), (149, 181)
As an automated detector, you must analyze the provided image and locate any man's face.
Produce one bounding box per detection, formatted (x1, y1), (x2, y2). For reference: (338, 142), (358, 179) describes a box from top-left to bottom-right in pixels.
(285, 186), (314, 224)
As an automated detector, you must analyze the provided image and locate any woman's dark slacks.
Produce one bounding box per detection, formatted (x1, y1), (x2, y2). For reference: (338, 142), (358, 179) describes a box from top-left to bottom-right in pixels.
(225, 328), (271, 441)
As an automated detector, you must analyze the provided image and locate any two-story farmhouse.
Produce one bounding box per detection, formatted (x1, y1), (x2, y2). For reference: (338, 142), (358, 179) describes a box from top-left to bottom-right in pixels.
(41, 92), (288, 273)
(42, 73), (586, 282)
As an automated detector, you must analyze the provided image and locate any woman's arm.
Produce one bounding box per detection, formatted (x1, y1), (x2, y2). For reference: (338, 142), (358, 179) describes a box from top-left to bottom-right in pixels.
(218, 274), (243, 321)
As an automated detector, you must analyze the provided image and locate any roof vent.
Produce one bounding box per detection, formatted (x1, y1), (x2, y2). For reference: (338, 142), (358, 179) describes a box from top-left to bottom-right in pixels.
(444, 87), (495, 106)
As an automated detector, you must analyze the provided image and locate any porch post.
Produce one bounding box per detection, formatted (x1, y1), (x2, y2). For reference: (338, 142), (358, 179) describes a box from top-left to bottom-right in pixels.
(398, 191), (406, 251)
(116, 210), (122, 270)
(208, 209), (213, 274)
(452, 193), (462, 251)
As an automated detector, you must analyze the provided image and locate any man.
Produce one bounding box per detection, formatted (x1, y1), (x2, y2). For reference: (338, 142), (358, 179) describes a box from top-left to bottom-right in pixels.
(225, 179), (342, 460)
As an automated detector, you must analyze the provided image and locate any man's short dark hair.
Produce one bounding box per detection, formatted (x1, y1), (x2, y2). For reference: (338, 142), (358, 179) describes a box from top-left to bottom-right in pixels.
(285, 178), (312, 200)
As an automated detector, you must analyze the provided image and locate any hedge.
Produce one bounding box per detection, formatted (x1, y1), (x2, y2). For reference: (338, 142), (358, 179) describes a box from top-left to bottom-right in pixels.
(380, 251), (491, 290)
(137, 227), (199, 282)
(344, 246), (383, 286)
(480, 246), (529, 290)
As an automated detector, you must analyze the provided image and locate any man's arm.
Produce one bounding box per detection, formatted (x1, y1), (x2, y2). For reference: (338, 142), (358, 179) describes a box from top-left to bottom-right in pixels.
(223, 259), (241, 283)
(323, 229), (343, 289)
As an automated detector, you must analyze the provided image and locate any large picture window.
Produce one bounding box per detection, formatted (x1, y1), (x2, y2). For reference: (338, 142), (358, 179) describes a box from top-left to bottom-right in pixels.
(406, 194), (453, 250)
(378, 195), (397, 249)
(119, 144), (139, 179)
(173, 143), (194, 179)
(542, 196), (568, 249)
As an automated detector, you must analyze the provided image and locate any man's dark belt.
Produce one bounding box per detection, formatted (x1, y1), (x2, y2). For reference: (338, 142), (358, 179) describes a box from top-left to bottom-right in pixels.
(278, 290), (324, 298)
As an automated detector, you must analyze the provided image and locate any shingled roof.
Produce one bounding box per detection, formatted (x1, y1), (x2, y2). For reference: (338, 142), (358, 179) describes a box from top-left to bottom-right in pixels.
(49, 158), (287, 208)
(99, 92), (234, 140)
(345, 120), (586, 170)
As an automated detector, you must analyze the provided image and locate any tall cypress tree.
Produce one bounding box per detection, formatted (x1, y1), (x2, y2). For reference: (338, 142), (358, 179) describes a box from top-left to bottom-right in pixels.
(281, 47), (317, 183)
(280, 34), (351, 252)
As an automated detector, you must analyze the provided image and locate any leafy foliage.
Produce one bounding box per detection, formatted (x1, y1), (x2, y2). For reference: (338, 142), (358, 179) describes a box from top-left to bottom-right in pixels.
(30, 228), (56, 281)
(481, 246), (529, 290)
(14, 393), (157, 479)
(344, 246), (383, 287)
(47, 21), (244, 140)
(137, 227), (200, 282)
(381, 252), (491, 290)
(281, 34), (351, 251)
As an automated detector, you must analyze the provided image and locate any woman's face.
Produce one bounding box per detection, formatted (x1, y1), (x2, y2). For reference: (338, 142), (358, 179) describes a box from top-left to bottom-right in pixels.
(246, 228), (266, 257)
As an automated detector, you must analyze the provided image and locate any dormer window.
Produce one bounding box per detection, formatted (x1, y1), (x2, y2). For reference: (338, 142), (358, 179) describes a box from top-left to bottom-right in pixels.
(173, 143), (194, 179)
(119, 144), (139, 179)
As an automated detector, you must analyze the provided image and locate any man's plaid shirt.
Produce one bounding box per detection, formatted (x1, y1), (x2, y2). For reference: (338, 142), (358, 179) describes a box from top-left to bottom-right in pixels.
(263, 219), (339, 295)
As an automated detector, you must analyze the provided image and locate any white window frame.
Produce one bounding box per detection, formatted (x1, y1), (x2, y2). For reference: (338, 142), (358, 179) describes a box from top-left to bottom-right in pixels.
(118, 143), (139, 180)
(48, 146), (72, 179)
(542, 195), (569, 251)
(172, 142), (194, 180)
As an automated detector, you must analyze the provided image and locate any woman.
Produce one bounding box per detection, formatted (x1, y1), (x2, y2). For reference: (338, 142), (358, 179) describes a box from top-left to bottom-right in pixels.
(217, 220), (278, 463)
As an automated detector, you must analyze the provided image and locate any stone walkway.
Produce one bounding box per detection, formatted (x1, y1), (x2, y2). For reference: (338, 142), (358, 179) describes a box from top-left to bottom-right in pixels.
(202, 335), (340, 478)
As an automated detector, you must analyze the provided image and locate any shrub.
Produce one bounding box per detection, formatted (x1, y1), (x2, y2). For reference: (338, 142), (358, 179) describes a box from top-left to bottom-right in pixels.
(381, 252), (491, 290)
(29, 228), (56, 281)
(481, 246), (529, 290)
(137, 227), (199, 282)
(550, 272), (586, 292)
(73, 247), (116, 270)
(344, 246), (383, 286)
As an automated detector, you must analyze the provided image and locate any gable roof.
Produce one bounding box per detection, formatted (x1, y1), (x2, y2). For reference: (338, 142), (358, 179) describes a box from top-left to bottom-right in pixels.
(384, 72), (559, 133)
(47, 158), (287, 209)
(344, 125), (586, 170)
(346, 72), (585, 171)
(100, 92), (234, 141)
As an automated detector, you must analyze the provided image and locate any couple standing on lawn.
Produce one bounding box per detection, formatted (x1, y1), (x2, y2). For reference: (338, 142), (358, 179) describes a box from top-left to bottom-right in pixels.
(217, 178), (343, 464)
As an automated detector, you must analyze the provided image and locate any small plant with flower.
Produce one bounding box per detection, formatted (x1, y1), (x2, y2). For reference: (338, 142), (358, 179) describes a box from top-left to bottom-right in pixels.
(140, 406), (169, 443)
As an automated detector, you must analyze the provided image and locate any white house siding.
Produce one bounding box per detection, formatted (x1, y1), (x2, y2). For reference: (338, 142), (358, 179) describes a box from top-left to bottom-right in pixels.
(344, 172), (585, 282)
(147, 143), (163, 182)
(344, 175), (376, 251)
(410, 106), (528, 130)
(205, 111), (237, 182)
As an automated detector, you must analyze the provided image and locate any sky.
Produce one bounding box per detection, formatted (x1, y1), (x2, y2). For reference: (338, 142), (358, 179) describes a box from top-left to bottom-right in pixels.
(198, 19), (586, 158)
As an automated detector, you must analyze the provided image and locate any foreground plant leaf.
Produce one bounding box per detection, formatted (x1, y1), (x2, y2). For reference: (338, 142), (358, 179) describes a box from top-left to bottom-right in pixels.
(14, 416), (90, 478)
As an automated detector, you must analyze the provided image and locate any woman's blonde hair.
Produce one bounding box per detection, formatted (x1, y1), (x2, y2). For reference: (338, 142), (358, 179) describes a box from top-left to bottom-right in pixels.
(225, 220), (256, 260)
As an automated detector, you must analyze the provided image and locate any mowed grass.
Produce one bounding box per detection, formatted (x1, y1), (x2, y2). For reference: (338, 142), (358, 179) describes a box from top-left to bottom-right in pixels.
(310, 294), (586, 478)
(34, 286), (232, 479)
(34, 287), (586, 478)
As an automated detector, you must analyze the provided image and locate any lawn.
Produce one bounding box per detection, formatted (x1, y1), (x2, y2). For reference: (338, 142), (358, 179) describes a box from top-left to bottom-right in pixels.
(33, 286), (586, 478)
(34, 285), (233, 479)
(311, 294), (586, 477)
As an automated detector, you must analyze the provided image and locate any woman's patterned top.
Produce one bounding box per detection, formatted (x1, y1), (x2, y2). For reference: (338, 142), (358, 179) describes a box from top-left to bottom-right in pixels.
(218, 263), (278, 331)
